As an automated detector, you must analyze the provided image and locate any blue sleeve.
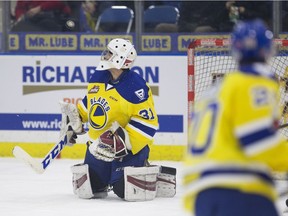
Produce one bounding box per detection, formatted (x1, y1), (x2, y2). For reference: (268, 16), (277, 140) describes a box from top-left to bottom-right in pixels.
(116, 72), (150, 104)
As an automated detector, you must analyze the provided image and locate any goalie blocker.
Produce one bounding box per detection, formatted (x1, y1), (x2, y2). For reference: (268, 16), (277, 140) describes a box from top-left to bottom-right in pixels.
(71, 164), (176, 201)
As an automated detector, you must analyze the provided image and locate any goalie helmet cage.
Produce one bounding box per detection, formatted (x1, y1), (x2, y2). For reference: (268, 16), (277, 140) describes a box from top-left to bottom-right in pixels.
(187, 38), (288, 180)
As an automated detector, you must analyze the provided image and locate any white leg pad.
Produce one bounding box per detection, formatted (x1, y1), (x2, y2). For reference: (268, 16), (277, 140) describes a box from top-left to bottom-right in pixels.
(124, 166), (160, 201)
(156, 166), (177, 197)
(71, 163), (94, 199)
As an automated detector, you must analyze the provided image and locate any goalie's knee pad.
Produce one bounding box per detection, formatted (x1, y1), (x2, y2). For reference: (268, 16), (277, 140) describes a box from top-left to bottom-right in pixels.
(156, 166), (177, 197)
(123, 166), (160, 201)
(71, 163), (108, 199)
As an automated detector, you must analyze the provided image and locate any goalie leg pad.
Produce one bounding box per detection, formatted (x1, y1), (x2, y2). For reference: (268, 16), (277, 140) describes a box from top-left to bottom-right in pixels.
(124, 166), (160, 201)
(71, 163), (94, 199)
(71, 163), (108, 199)
(156, 166), (177, 197)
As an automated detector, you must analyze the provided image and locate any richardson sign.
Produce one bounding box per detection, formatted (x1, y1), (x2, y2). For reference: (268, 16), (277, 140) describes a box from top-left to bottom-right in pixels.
(0, 55), (186, 145)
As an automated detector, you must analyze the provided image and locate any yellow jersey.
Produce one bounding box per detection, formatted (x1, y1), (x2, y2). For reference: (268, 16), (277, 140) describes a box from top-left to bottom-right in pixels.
(183, 70), (288, 212)
(77, 69), (159, 154)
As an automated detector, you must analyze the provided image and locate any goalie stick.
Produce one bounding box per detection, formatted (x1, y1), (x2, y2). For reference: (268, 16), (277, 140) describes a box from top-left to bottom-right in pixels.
(12, 105), (73, 174)
(12, 134), (68, 174)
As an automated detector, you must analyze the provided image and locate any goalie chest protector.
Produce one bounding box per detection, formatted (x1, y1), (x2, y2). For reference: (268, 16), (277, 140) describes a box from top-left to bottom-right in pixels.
(78, 69), (159, 154)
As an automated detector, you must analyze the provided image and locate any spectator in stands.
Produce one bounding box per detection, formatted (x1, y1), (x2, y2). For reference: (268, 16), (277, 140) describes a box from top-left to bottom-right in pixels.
(11, 0), (73, 32)
(69, 0), (114, 32)
(78, 1), (98, 32)
(66, 1), (103, 32)
(64, 1), (82, 32)
(176, 1), (271, 33)
(219, 1), (272, 32)
(77, 0), (121, 33)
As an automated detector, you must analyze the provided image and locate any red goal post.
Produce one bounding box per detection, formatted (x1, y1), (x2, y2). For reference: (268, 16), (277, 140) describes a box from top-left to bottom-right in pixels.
(187, 38), (288, 137)
(187, 38), (230, 117)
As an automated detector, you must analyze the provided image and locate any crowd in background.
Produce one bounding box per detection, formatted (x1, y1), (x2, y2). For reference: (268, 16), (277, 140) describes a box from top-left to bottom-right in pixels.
(9, 0), (288, 33)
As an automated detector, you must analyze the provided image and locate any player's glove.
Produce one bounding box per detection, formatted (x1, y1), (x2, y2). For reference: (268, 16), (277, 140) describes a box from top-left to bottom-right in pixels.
(66, 125), (85, 146)
(88, 122), (132, 162)
(59, 101), (85, 146)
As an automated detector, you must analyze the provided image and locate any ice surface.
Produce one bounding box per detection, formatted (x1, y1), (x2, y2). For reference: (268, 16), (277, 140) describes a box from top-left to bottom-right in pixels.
(0, 158), (187, 216)
(1, 157), (288, 216)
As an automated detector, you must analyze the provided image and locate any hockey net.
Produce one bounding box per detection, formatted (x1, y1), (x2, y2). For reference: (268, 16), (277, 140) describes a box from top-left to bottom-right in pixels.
(187, 38), (288, 180)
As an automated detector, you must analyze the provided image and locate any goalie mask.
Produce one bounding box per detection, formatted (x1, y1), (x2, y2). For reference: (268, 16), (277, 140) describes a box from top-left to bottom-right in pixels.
(97, 38), (137, 71)
(231, 19), (274, 63)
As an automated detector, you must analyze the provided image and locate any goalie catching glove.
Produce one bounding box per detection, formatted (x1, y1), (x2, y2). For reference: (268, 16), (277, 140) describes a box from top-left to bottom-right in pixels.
(88, 122), (132, 162)
(59, 101), (85, 146)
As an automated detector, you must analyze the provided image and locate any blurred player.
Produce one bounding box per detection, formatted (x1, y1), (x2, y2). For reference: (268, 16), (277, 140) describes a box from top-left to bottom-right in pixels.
(60, 38), (176, 201)
(183, 19), (288, 216)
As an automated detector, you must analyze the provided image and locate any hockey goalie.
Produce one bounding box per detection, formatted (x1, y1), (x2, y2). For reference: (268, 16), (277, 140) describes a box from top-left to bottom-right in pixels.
(60, 38), (176, 201)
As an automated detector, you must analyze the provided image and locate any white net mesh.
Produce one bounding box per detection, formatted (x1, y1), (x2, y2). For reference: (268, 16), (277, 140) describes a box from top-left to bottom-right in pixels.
(192, 40), (288, 137)
(190, 39), (288, 180)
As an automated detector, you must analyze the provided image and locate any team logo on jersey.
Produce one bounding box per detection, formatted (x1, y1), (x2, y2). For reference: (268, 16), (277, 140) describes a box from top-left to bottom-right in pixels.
(89, 97), (110, 130)
(88, 85), (99, 94)
(89, 103), (107, 129)
(135, 89), (145, 101)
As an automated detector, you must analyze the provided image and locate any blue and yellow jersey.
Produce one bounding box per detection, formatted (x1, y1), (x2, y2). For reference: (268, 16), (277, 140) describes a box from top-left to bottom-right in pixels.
(77, 69), (158, 154)
(183, 70), (288, 212)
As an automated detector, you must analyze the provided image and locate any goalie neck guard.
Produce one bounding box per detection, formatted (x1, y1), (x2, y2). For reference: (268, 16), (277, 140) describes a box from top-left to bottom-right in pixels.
(97, 38), (137, 71)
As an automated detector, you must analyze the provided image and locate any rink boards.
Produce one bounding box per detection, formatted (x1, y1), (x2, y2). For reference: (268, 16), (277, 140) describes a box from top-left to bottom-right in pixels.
(0, 55), (187, 160)
(2, 54), (287, 160)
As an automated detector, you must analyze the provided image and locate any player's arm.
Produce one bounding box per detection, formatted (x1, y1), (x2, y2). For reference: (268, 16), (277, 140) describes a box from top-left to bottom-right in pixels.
(249, 138), (288, 172)
(125, 89), (159, 154)
(234, 114), (288, 171)
(233, 83), (288, 171)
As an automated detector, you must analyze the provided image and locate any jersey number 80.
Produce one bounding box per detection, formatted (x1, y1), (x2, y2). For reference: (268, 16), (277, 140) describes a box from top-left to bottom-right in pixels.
(189, 102), (219, 155)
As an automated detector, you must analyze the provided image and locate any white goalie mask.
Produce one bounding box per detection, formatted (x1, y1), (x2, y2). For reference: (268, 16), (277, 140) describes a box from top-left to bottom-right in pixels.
(97, 38), (137, 71)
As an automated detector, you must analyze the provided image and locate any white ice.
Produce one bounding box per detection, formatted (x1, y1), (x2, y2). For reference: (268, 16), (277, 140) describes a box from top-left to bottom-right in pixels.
(1, 157), (288, 216)
(1, 158), (187, 216)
